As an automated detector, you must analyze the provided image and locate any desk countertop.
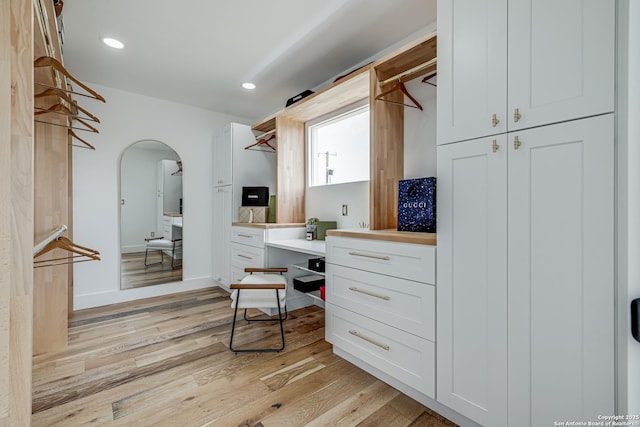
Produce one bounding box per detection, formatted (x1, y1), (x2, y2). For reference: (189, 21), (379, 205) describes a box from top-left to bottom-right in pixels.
(326, 229), (436, 246)
(232, 222), (306, 229)
(265, 239), (326, 256)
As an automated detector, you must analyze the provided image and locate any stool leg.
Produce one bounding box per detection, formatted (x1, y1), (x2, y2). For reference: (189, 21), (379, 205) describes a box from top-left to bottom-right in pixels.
(229, 290), (240, 353)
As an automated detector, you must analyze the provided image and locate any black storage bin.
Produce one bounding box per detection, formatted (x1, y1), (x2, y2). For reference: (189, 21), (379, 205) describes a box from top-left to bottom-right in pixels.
(293, 275), (325, 293)
(242, 186), (269, 206)
(307, 257), (325, 273)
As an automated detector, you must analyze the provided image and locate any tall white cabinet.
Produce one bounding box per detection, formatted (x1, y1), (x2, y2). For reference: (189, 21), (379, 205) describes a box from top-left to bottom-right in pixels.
(438, 0), (615, 145)
(436, 1), (616, 425)
(211, 122), (276, 288)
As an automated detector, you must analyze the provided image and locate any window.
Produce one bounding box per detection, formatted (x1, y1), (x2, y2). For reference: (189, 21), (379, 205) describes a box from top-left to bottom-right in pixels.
(307, 103), (370, 187)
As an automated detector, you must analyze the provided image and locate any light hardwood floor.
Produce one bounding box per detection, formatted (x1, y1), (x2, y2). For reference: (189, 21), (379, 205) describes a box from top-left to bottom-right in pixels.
(120, 251), (182, 290)
(32, 288), (457, 427)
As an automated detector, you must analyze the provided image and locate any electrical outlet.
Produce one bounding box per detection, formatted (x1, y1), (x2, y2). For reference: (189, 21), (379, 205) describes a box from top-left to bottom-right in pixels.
(150, 232), (155, 237)
(342, 204), (348, 216)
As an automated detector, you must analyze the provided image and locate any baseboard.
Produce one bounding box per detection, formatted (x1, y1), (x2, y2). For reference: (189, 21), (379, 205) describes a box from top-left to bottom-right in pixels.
(74, 276), (217, 310)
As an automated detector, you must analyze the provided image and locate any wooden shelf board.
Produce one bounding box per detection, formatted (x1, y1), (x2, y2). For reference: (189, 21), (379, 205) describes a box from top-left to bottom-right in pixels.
(373, 31), (437, 82)
(278, 66), (371, 122)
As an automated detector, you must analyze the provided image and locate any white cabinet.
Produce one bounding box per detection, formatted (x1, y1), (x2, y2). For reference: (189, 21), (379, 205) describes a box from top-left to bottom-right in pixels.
(506, 115), (614, 426)
(212, 186), (232, 287)
(229, 227), (267, 285)
(211, 122), (276, 288)
(436, 115), (614, 426)
(437, 0), (615, 145)
(213, 125), (232, 186)
(436, 135), (508, 427)
(437, 0), (507, 143)
(325, 236), (437, 399)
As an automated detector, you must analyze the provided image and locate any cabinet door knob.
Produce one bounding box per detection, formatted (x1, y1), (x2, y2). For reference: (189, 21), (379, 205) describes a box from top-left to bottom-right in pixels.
(492, 139), (500, 153)
(514, 135), (522, 150)
(492, 113), (500, 127)
(514, 108), (522, 123)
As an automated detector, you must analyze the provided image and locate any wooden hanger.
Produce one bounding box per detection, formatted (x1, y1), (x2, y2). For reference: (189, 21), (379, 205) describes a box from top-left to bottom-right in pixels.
(421, 71), (437, 87)
(34, 235), (101, 267)
(375, 80), (423, 111)
(244, 133), (276, 152)
(35, 87), (101, 123)
(34, 56), (106, 103)
(68, 129), (96, 150)
(171, 160), (182, 176)
(35, 103), (100, 123)
(33, 117), (100, 133)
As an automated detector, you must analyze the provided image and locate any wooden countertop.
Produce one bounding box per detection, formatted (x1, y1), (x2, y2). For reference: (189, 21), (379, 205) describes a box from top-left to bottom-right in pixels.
(232, 222), (306, 229)
(326, 229), (437, 246)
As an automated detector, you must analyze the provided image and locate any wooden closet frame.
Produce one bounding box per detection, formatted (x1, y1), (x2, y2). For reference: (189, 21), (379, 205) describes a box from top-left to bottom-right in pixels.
(251, 31), (437, 230)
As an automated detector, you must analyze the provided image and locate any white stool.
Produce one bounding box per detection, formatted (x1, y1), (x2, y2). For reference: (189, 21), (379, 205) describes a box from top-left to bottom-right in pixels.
(229, 268), (288, 353)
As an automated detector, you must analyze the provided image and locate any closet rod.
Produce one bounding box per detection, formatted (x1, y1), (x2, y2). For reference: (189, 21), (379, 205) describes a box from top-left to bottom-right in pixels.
(378, 57), (437, 87)
(33, 225), (67, 256)
(254, 129), (276, 140)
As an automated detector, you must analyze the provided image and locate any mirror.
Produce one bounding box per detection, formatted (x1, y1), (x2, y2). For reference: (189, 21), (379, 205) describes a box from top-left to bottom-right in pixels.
(120, 140), (183, 290)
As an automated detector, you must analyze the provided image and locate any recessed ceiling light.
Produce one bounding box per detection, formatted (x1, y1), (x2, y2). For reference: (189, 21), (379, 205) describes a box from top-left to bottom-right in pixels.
(102, 37), (125, 49)
(242, 82), (256, 90)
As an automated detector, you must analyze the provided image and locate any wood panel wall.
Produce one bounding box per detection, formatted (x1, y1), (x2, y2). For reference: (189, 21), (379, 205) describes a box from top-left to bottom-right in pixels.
(32, 0), (72, 355)
(275, 116), (305, 223)
(0, 0), (34, 424)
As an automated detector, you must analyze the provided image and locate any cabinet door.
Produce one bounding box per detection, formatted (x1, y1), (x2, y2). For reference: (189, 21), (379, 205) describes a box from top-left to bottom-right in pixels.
(507, 115), (614, 425)
(214, 124), (232, 186)
(436, 135), (508, 426)
(507, 0), (614, 131)
(212, 185), (232, 287)
(437, 0), (507, 145)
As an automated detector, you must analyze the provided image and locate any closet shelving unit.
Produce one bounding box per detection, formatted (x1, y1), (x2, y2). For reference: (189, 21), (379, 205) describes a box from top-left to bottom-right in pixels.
(251, 31), (437, 230)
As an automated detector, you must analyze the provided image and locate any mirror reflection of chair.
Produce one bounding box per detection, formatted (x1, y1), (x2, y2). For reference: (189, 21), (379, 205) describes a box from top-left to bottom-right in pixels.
(144, 237), (182, 269)
(229, 267), (288, 353)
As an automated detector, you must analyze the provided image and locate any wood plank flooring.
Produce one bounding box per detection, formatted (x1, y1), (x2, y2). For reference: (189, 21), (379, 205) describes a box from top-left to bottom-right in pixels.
(120, 251), (182, 290)
(32, 288), (458, 427)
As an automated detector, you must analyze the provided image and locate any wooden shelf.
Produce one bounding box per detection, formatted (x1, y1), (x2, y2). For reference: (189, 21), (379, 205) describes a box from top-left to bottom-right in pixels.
(279, 66), (371, 122)
(251, 115), (276, 134)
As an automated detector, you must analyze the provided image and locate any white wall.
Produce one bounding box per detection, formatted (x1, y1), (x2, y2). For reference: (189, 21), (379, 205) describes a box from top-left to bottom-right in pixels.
(404, 76), (437, 179)
(73, 83), (249, 309)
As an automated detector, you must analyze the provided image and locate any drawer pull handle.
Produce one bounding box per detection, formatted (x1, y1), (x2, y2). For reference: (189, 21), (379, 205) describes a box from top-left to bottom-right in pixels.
(348, 252), (390, 261)
(349, 330), (390, 351)
(349, 287), (390, 301)
(237, 254), (253, 260)
(237, 234), (253, 238)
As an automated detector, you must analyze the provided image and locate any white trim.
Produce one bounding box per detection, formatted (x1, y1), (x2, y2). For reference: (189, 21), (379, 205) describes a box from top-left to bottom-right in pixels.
(74, 277), (217, 310)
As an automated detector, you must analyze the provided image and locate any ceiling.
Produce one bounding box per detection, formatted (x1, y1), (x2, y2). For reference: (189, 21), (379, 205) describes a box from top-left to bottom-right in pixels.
(59, 0), (437, 122)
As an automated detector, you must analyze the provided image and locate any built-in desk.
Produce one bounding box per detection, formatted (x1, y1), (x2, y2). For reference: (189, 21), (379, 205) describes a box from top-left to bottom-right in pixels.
(265, 238), (326, 309)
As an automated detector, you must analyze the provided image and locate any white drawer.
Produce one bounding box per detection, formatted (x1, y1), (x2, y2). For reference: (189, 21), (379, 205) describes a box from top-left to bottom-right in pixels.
(231, 227), (266, 248)
(230, 265), (248, 284)
(230, 242), (264, 269)
(325, 237), (436, 284)
(326, 304), (435, 398)
(326, 264), (435, 341)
